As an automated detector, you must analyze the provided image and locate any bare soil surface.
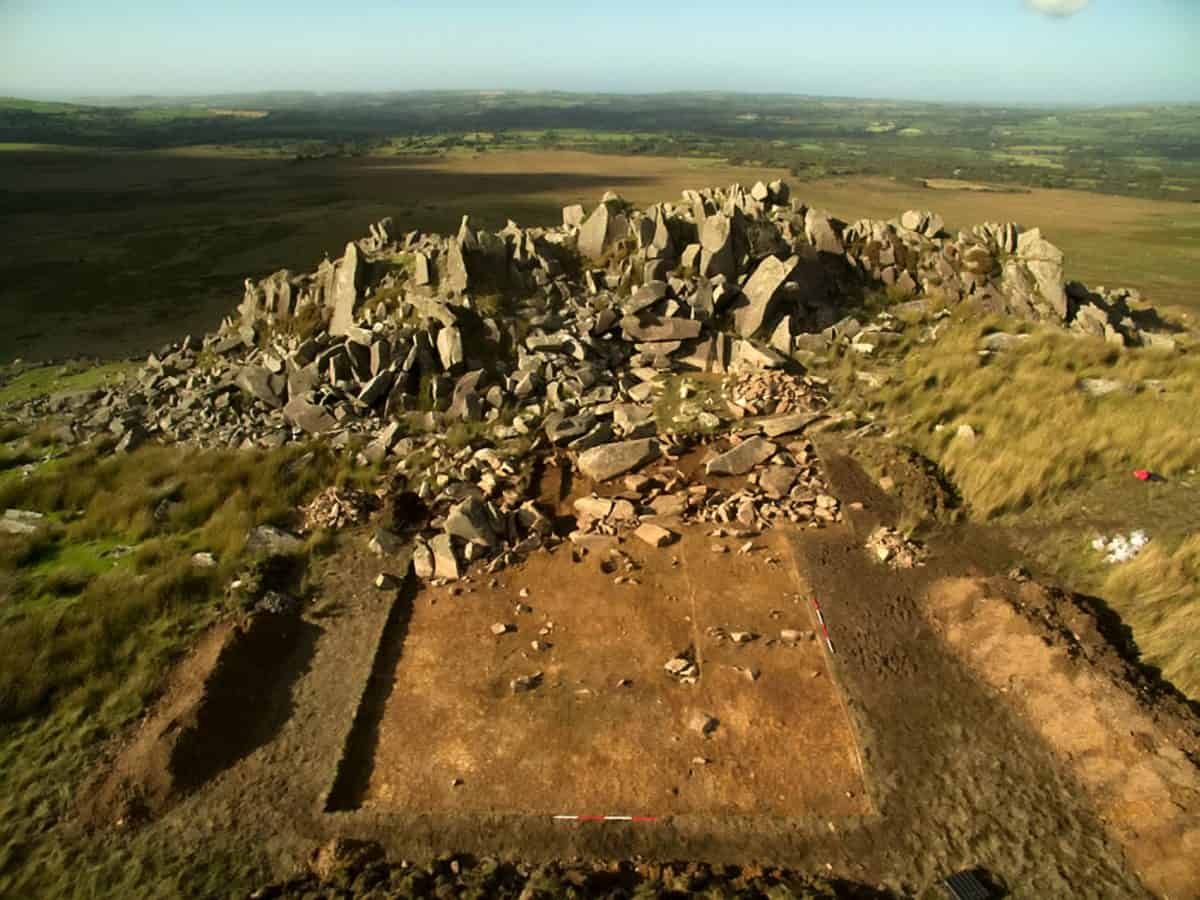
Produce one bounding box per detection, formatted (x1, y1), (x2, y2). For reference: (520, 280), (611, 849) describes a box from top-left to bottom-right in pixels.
(925, 576), (1200, 899)
(73, 441), (1200, 898)
(78, 610), (319, 828)
(358, 527), (868, 819)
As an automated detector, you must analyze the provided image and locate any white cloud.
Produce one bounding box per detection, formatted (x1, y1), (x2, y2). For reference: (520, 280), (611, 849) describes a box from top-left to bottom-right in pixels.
(1025, 0), (1092, 17)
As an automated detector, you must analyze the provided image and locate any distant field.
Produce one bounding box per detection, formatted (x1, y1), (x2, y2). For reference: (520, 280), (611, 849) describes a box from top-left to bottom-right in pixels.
(1, 147), (1196, 362)
(0, 148), (787, 361)
(5, 92), (1199, 200)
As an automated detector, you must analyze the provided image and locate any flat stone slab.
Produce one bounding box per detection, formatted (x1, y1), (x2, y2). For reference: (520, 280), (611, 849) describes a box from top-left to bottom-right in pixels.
(705, 436), (778, 477)
(284, 396), (337, 434)
(620, 315), (703, 343)
(634, 523), (677, 548)
(759, 412), (824, 438)
(577, 438), (660, 482)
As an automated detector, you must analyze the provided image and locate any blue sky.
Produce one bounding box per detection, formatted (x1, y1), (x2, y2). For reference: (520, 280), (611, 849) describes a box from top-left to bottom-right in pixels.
(1, 0), (1197, 104)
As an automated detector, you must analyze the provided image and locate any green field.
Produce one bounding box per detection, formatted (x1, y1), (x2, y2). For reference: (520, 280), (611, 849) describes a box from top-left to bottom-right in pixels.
(4, 92), (1200, 198)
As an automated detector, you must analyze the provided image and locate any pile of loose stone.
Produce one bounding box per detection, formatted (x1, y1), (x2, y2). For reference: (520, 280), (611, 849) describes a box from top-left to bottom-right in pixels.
(865, 526), (927, 569)
(8, 180), (1177, 582)
(299, 487), (379, 532)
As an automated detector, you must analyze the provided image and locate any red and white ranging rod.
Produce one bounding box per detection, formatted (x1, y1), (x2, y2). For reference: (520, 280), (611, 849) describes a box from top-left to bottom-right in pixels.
(552, 815), (659, 822)
(811, 597), (835, 654)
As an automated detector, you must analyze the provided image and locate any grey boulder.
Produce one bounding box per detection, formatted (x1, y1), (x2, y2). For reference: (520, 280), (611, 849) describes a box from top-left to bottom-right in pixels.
(706, 436), (778, 476)
(577, 438), (661, 482)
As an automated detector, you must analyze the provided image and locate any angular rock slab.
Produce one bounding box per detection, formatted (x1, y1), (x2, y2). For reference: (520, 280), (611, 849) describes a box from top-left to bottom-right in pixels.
(444, 497), (500, 549)
(577, 438), (660, 482)
(620, 315), (703, 343)
(284, 396), (337, 434)
(706, 436), (778, 476)
(1017, 228), (1068, 320)
(634, 523), (676, 548)
(733, 255), (798, 338)
(759, 412), (823, 438)
(329, 241), (363, 336)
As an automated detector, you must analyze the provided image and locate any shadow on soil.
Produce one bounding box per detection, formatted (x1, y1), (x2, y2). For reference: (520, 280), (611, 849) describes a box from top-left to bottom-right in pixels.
(1072, 591), (1200, 717)
(324, 575), (417, 811)
(172, 613), (323, 794)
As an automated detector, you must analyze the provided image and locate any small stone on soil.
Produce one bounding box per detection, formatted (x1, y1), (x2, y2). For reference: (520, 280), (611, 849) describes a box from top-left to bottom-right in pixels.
(510, 672), (543, 694)
(634, 522), (676, 548)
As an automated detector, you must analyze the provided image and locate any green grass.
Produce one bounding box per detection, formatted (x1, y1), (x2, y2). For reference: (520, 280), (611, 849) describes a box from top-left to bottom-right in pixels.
(835, 312), (1200, 701)
(0, 438), (375, 898)
(0, 361), (136, 406)
(0, 440), (367, 720)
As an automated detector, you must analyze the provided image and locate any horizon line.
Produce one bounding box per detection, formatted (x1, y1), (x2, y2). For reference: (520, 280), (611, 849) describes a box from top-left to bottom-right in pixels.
(5, 89), (1199, 112)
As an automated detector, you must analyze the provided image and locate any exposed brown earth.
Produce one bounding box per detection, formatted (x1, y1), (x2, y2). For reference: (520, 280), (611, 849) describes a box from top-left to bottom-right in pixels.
(925, 576), (1200, 899)
(78, 610), (319, 828)
(358, 527), (869, 819)
(72, 443), (1200, 899)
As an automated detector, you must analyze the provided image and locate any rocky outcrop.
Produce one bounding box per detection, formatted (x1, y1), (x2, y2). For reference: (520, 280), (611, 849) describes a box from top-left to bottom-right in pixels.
(732, 255), (798, 338)
(9, 180), (1177, 582)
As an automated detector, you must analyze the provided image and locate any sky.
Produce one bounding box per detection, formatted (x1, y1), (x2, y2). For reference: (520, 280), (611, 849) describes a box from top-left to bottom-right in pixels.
(1, 0), (1197, 105)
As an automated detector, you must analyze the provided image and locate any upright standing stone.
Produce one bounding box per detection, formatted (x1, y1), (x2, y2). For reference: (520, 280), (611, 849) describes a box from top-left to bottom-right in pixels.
(1016, 228), (1068, 319)
(329, 242), (363, 336)
(699, 213), (735, 280)
(732, 255), (798, 337)
(804, 210), (844, 256)
(413, 252), (432, 286)
(563, 204), (586, 228)
(578, 202), (613, 260)
(436, 325), (464, 371)
(446, 240), (470, 295)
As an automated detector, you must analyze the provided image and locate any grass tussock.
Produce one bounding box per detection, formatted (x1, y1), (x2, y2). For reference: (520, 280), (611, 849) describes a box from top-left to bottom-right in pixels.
(0, 440), (365, 723)
(1101, 533), (1200, 700)
(0, 438), (372, 898)
(847, 313), (1200, 702)
(850, 316), (1200, 517)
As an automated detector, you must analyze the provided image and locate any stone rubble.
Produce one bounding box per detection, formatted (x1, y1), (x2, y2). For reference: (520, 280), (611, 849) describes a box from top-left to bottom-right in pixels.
(1, 508), (44, 535)
(299, 487), (380, 532)
(8, 181), (1177, 584)
(865, 526), (927, 568)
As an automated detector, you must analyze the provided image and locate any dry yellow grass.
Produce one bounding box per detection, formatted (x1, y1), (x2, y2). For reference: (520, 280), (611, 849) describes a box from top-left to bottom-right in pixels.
(1102, 534), (1200, 699)
(848, 314), (1200, 700)
(853, 318), (1200, 517)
